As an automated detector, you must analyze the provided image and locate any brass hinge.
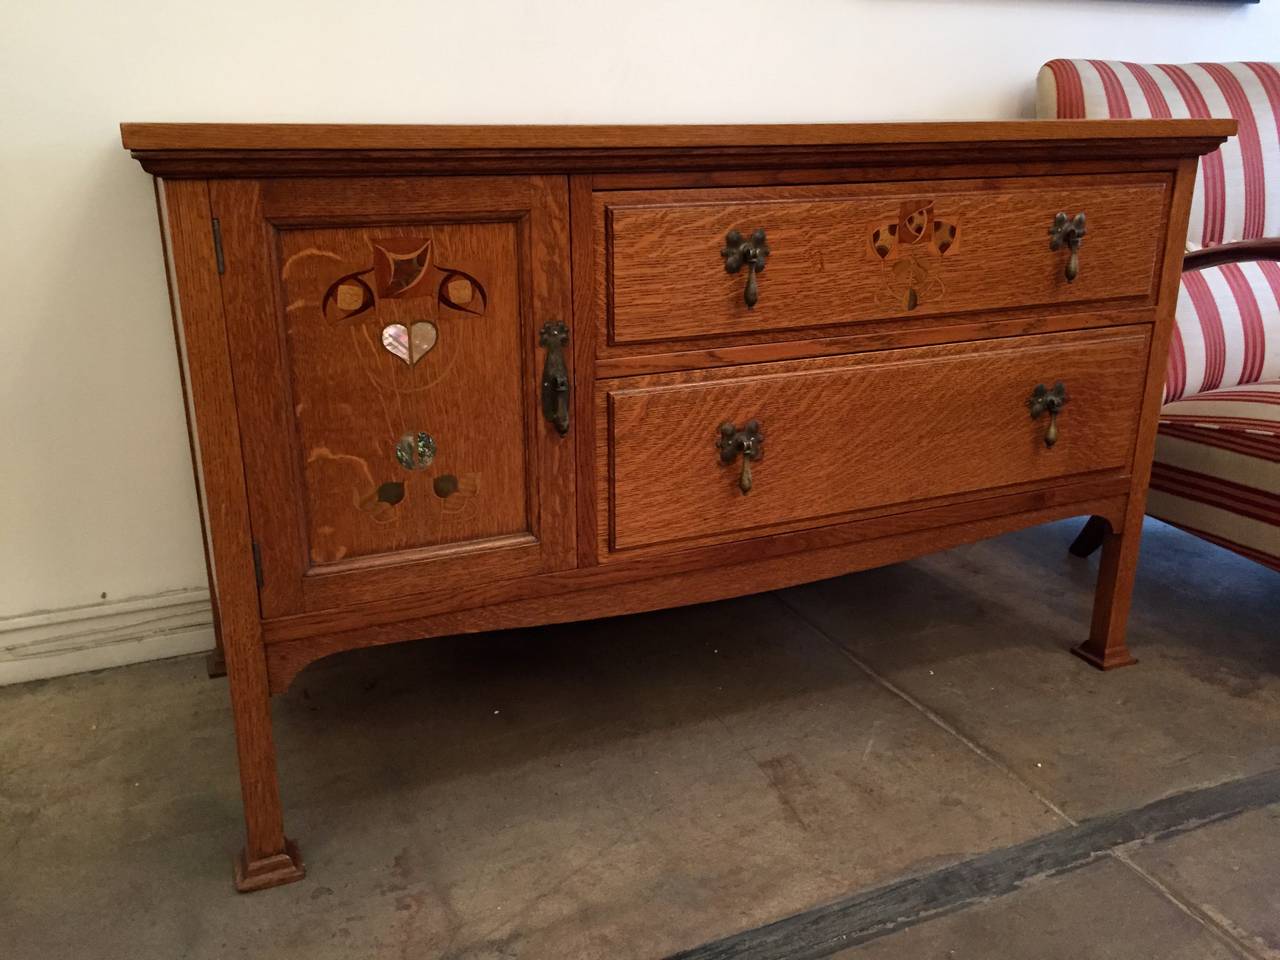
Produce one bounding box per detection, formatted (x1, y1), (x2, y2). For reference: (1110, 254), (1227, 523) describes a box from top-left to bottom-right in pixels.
(251, 541), (263, 588)
(211, 217), (225, 274)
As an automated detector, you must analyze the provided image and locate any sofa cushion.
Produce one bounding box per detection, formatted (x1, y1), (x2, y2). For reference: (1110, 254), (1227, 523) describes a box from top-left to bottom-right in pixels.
(1149, 380), (1280, 570)
(1166, 260), (1280, 402)
(1159, 379), (1280, 437)
(1037, 60), (1280, 248)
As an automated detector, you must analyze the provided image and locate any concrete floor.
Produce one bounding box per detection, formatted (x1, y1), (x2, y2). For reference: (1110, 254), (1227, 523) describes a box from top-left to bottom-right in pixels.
(2, 518), (1277, 959)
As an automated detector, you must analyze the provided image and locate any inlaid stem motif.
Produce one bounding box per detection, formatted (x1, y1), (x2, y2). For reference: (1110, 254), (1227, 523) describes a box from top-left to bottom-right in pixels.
(869, 199), (958, 312)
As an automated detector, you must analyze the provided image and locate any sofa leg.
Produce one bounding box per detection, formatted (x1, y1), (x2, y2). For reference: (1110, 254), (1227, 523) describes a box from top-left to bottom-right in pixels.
(206, 646), (227, 679)
(1068, 515), (1109, 558)
(1073, 522), (1140, 671)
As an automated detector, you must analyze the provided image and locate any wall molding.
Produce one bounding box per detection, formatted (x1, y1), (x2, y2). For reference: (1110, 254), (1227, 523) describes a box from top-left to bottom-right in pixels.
(0, 588), (214, 686)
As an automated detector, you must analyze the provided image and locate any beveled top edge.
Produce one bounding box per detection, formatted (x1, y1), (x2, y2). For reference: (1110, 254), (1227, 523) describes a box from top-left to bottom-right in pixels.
(120, 119), (1237, 152)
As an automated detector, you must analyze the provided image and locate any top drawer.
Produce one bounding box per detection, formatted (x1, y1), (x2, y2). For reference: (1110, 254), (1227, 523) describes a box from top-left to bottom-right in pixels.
(599, 174), (1170, 346)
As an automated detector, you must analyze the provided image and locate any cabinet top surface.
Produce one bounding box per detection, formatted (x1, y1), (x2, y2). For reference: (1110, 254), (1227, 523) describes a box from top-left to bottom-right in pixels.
(121, 119), (1234, 152)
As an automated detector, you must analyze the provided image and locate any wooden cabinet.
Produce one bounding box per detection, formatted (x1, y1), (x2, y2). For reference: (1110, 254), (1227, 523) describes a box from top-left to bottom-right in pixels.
(123, 119), (1233, 891)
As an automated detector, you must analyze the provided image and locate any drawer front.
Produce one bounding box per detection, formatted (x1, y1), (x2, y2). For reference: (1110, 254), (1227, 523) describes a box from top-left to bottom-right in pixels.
(601, 175), (1169, 346)
(600, 327), (1150, 553)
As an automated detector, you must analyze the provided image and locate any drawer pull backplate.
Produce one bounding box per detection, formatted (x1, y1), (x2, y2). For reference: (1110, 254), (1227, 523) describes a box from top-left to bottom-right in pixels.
(717, 419), (765, 494)
(1049, 212), (1087, 282)
(1028, 381), (1069, 448)
(721, 228), (770, 309)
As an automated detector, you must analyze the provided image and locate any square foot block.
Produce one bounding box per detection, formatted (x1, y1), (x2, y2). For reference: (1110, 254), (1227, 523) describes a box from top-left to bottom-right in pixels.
(1071, 643), (1138, 671)
(205, 648), (227, 679)
(234, 838), (305, 893)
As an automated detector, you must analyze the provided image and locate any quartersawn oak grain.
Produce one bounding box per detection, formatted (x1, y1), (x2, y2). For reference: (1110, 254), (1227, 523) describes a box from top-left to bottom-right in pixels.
(600, 327), (1149, 553)
(265, 490), (1130, 692)
(210, 175), (576, 619)
(121, 120), (1234, 151)
(128, 120), (1231, 892)
(1076, 154), (1202, 670)
(120, 120), (1235, 178)
(601, 175), (1168, 345)
(157, 180), (304, 891)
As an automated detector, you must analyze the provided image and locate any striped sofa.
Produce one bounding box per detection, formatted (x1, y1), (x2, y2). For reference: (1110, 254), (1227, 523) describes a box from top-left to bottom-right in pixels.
(1038, 60), (1280, 572)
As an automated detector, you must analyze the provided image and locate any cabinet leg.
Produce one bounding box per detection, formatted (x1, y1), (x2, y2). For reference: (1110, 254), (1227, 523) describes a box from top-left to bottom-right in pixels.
(1072, 520), (1140, 671)
(226, 648), (304, 892)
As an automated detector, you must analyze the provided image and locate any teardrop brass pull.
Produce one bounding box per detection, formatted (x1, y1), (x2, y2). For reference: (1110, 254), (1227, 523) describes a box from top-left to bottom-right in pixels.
(721, 229), (770, 309)
(716, 419), (764, 494)
(1028, 382), (1068, 448)
(1049, 212), (1086, 282)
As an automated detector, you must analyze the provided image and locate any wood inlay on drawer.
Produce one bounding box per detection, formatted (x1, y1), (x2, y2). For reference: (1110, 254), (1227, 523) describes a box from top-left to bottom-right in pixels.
(600, 175), (1169, 346)
(600, 327), (1150, 553)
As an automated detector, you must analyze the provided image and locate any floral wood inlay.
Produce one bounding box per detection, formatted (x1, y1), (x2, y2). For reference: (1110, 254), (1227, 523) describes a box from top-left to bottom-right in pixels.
(320, 237), (488, 366)
(869, 200), (959, 312)
(374, 481), (405, 506)
(322, 270), (375, 320)
(433, 472), (481, 519)
(373, 239), (433, 299)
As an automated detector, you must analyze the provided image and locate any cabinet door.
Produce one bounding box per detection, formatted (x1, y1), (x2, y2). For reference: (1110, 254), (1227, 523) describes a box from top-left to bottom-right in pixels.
(211, 176), (574, 617)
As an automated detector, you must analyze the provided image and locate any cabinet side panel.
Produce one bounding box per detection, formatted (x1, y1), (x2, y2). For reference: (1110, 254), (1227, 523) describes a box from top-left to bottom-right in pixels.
(159, 180), (261, 644)
(155, 178), (223, 654)
(158, 179), (287, 854)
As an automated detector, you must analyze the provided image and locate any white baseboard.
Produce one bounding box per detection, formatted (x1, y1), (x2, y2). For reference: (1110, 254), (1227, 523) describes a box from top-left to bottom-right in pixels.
(0, 588), (215, 686)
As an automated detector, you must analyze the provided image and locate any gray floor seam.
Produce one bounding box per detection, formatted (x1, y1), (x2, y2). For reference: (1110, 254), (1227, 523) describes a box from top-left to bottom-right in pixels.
(1111, 850), (1270, 960)
(771, 591), (1078, 827)
(665, 769), (1280, 960)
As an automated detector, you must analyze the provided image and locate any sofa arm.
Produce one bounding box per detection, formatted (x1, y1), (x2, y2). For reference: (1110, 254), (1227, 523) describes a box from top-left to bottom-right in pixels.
(1184, 238), (1280, 272)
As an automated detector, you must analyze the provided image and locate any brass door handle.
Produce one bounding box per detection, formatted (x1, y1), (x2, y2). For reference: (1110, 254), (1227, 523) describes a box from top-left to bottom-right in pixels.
(717, 419), (764, 494)
(1049, 212), (1086, 282)
(539, 322), (570, 435)
(721, 228), (770, 308)
(1028, 382), (1068, 448)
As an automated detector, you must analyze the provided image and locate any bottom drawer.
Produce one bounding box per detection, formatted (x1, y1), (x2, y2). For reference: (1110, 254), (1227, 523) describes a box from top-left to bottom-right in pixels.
(598, 326), (1150, 553)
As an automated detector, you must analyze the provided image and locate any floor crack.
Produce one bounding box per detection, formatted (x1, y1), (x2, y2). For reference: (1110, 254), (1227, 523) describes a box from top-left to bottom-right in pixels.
(1113, 850), (1274, 960)
(771, 590), (1077, 827)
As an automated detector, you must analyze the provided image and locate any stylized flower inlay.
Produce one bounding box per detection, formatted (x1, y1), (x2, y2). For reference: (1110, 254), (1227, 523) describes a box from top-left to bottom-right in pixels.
(321, 237), (488, 365)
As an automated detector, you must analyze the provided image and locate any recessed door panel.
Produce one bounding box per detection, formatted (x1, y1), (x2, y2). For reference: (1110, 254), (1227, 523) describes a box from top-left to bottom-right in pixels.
(277, 221), (527, 565)
(213, 176), (575, 617)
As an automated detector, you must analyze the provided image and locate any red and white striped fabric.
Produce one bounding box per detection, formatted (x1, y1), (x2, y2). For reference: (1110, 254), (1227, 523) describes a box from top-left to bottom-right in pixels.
(1037, 61), (1280, 248)
(1160, 379), (1280, 438)
(1038, 60), (1280, 404)
(1168, 259), (1280, 402)
(1150, 380), (1280, 570)
(1039, 60), (1280, 569)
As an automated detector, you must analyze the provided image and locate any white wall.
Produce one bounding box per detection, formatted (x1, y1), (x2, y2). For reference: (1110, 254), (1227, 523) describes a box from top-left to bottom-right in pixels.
(2, 0), (1277, 676)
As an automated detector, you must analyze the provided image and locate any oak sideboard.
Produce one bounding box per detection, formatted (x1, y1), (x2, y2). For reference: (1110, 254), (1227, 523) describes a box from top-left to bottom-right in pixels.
(121, 119), (1234, 890)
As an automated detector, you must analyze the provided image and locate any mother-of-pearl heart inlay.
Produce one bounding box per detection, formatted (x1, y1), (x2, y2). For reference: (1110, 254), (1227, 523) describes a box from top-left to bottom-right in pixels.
(320, 236), (488, 370)
(381, 322), (438, 365)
